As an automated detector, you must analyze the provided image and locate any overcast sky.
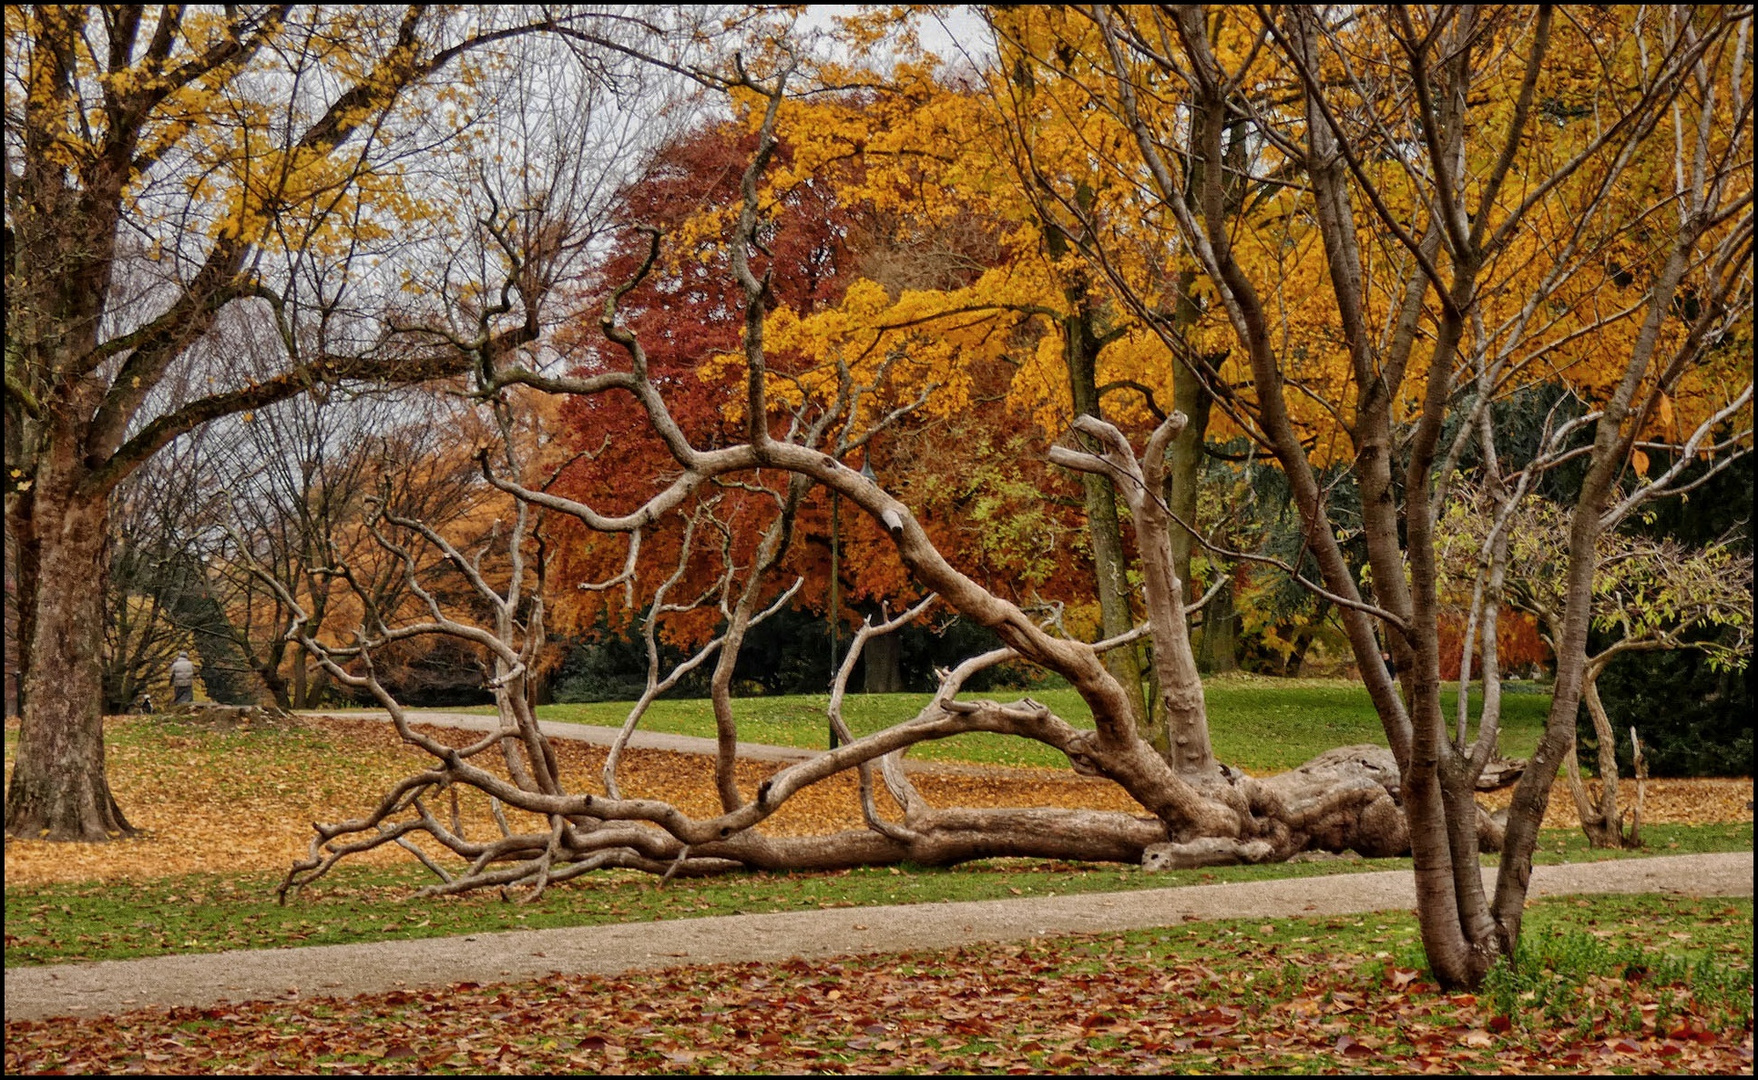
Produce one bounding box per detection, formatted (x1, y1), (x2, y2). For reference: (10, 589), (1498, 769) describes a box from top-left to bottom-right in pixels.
(798, 5), (995, 73)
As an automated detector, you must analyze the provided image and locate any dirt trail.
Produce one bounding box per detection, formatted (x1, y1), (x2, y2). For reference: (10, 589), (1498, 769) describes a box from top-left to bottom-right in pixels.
(5, 851), (1750, 1023)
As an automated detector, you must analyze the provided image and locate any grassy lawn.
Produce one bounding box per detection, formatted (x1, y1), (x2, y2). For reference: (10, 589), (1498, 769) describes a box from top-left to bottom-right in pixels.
(5, 822), (1749, 968)
(452, 676), (1556, 771)
(2, 682), (1747, 980)
(4, 693), (1751, 1075)
(7, 893), (1751, 1074)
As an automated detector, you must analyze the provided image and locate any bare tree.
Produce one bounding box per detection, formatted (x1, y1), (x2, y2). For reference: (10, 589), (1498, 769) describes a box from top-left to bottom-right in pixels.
(196, 384), (487, 710)
(3, 7), (700, 840)
(246, 9), (1752, 993)
(102, 430), (226, 713)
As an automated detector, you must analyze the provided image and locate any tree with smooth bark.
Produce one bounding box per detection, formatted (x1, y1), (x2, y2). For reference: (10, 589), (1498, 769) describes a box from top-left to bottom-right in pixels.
(1025, 4), (1752, 985)
(232, 7), (1749, 993)
(274, 55), (1508, 916)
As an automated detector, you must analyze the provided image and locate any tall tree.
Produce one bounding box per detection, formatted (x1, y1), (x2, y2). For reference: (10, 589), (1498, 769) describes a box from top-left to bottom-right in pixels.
(1046, 4), (1751, 984)
(2, 6), (660, 839)
(274, 53), (1487, 921)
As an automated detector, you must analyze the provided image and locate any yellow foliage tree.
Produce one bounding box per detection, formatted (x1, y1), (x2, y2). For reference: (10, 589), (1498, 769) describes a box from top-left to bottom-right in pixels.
(2, 6), (636, 841)
(1022, 4), (1751, 986)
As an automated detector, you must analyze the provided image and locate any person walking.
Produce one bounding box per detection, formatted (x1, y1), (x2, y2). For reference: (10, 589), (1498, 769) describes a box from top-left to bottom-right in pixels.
(169, 651), (197, 705)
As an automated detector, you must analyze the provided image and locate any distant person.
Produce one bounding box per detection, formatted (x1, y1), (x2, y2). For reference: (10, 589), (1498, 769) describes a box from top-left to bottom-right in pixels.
(1380, 649), (1396, 681)
(170, 651), (196, 705)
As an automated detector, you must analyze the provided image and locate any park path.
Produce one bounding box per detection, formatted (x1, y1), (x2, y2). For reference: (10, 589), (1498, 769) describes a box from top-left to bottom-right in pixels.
(295, 708), (1064, 777)
(302, 707), (838, 764)
(5, 851), (1750, 1023)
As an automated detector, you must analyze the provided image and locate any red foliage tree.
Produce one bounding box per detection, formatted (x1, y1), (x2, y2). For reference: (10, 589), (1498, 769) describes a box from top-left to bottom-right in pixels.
(543, 118), (1093, 654)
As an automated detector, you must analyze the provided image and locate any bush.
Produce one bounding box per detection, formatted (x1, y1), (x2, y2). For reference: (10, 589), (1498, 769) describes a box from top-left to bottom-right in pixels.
(550, 604), (1053, 703)
(1584, 637), (1753, 778)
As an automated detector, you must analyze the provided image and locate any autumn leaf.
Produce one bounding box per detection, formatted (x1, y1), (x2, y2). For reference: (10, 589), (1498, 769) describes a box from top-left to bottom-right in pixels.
(5, 899), (1751, 1074)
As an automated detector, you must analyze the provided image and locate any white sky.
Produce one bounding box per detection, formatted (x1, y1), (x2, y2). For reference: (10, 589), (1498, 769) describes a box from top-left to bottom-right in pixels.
(797, 5), (995, 74)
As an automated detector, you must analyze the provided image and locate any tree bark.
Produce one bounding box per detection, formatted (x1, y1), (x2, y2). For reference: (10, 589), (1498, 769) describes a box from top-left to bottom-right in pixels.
(1562, 674), (1643, 849)
(5, 474), (136, 840)
(1195, 575), (1239, 673)
(1062, 310), (1155, 752)
(862, 632), (904, 693)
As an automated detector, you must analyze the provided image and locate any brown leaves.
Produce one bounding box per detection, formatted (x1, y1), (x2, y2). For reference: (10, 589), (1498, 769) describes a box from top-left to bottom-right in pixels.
(1476, 776), (1752, 830)
(5, 923), (1752, 1074)
(2, 715), (1138, 887)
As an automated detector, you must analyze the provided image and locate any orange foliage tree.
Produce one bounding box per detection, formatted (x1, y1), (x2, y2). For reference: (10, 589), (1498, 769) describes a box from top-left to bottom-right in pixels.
(279, 44), (1504, 925)
(540, 101), (1099, 687)
(244, 9), (1747, 993)
(1017, 4), (1752, 984)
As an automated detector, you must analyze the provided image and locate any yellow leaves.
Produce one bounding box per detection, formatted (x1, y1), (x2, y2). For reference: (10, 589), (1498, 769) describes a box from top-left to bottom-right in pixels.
(16, 6), (459, 261)
(1631, 448), (1650, 477)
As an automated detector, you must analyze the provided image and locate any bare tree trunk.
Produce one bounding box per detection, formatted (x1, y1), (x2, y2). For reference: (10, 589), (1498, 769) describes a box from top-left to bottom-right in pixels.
(1627, 727), (1646, 848)
(862, 632), (904, 693)
(1581, 679), (1622, 838)
(1166, 275), (1212, 604)
(291, 644), (310, 710)
(1063, 310), (1154, 753)
(1195, 577), (1238, 673)
(259, 659), (294, 712)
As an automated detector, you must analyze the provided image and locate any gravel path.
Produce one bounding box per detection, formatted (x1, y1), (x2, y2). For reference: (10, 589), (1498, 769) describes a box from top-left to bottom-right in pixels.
(6, 851), (1749, 1023)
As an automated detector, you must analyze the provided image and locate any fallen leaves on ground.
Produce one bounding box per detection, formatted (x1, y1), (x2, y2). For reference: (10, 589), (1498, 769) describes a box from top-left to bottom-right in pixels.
(3, 715), (1751, 886)
(1475, 776), (1753, 831)
(1, 716), (1140, 886)
(5, 906), (1752, 1075)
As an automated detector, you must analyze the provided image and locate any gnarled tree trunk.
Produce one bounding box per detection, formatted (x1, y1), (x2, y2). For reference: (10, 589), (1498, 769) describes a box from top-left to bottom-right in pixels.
(270, 72), (1519, 907)
(1562, 673), (1646, 849)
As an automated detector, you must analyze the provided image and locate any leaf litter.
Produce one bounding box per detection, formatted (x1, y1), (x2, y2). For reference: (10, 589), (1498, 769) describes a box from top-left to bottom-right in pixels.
(0, 715), (1151, 885)
(5, 898), (1752, 1075)
(3, 716), (1753, 1074)
(5, 714), (1750, 886)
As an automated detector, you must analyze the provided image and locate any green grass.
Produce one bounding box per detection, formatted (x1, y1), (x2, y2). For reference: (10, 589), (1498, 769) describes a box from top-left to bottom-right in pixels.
(6, 822), (1747, 968)
(1120, 893), (1753, 1017)
(448, 676), (1554, 771)
(1482, 897), (1756, 1032)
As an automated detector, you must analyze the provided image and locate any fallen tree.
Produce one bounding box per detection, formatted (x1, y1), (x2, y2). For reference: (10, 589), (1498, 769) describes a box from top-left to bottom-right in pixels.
(270, 62), (1521, 908)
